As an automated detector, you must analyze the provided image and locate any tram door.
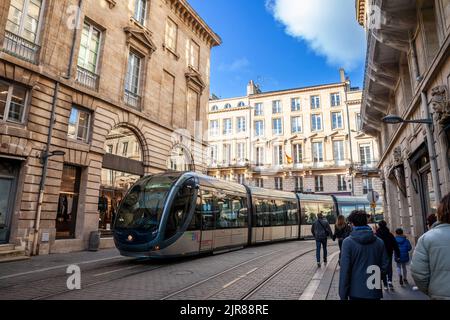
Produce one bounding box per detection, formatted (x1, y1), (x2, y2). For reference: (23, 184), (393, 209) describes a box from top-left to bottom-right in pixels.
(197, 188), (215, 252)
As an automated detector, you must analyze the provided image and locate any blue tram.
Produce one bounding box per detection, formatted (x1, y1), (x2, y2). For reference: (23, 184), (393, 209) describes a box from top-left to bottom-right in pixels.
(113, 171), (339, 258)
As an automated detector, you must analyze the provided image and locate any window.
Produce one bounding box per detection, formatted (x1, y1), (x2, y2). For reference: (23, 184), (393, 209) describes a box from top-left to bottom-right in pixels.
(256, 147), (264, 166)
(295, 176), (303, 192)
(237, 101), (245, 107)
(224, 103), (231, 109)
(275, 177), (283, 190)
(237, 174), (245, 184)
(331, 93), (341, 106)
(315, 176), (324, 192)
(255, 103), (263, 116)
(236, 143), (246, 162)
(223, 144), (231, 164)
(0, 80), (28, 123)
(274, 145), (283, 166)
(363, 178), (374, 195)
(338, 175), (347, 191)
(237, 117), (246, 133)
(77, 21), (102, 89)
(124, 51), (142, 108)
(272, 118), (283, 135)
(134, 0), (147, 25)
(6, 0), (44, 41)
(107, 145), (113, 154)
(211, 105), (218, 111)
(209, 145), (218, 164)
(68, 106), (91, 143)
(210, 120), (219, 136)
(333, 140), (345, 163)
(255, 120), (264, 136)
(311, 114), (323, 131)
(272, 100), (282, 114)
(213, 192), (248, 229)
(223, 118), (232, 135)
(165, 18), (178, 51)
(360, 144), (372, 165)
(293, 144), (303, 164)
(331, 112), (343, 130)
(311, 95), (320, 109)
(291, 97), (301, 111)
(56, 165), (81, 239)
(255, 178), (264, 188)
(122, 142), (129, 157)
(291, 116), (302, 133)
(356, 113), (362, 131)
(312, 142), (324, 163)
(188, 40), (200, 70)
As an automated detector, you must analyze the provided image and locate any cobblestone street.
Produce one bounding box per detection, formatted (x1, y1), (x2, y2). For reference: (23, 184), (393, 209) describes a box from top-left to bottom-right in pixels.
(0, 240), (428, 300)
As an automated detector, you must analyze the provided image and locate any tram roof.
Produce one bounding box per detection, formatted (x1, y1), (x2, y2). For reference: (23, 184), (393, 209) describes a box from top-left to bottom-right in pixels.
(334, 195), (382, 204)
(193, 173), (248, 194)
(249, 186), (297, 200)
(297, 193), (335, 202)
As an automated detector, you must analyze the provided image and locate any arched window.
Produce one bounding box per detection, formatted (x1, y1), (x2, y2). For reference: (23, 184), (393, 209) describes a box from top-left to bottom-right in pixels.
(224, 103), (232, 109)
(169, 145), (192, 172)
(237, 101), (245, 108)
(211, 105), (218, 111)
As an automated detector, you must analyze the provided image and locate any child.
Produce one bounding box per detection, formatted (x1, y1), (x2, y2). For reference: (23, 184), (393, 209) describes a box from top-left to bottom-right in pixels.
(395, 228), (412, 285)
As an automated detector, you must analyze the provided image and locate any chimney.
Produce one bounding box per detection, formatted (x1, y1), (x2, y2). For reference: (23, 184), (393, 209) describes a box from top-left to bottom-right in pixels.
(339, 68), (346, 83)
(247, 80), (258, 96)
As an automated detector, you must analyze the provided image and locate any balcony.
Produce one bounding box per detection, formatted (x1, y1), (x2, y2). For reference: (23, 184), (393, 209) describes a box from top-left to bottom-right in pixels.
(124, 90), (141, 109)
(2, 31), (40, 64)
(76, 66), (99, 91)
(354, 161), (380, 173)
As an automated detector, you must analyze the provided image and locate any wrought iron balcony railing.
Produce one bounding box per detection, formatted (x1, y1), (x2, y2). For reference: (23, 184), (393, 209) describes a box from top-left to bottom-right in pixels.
(124, 90), (141, 109)
(2, 31), (40, 64)
(353, 161), (380, 173)
(76, 66), (99, 90)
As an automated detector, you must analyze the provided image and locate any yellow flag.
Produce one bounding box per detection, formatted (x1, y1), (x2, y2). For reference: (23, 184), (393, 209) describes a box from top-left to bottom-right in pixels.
(285, 153), (293, 164)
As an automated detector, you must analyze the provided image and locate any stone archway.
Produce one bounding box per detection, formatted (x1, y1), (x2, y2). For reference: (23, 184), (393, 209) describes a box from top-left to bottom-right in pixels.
(168, 143), (195, 172)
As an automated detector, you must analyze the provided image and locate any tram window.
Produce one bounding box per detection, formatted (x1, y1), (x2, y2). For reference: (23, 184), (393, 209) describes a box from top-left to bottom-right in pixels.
(216, 193), (248, 229)
(271, 200), (287, 226)
(286, 201), (299, 225)
(196, 189), (218, 230)
(164, 178), (196, 240)
(188, 195), (202, 230)
(319, 202), (336, 224)
(254, 198), (271, 227)
(301, 202), (319, 225)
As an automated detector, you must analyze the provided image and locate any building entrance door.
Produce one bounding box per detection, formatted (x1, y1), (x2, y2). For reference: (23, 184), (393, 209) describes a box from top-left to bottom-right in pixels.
(0, 158), (19, 244)
(418, 160), (436, 233)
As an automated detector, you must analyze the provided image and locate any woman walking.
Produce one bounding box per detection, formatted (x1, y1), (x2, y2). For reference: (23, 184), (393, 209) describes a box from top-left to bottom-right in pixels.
(375, 220), (400, 290)
(333, 215), (351, 263)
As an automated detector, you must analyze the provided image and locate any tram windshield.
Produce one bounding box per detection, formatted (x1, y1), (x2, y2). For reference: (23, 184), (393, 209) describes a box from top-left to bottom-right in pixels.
(115, 175), (179, 231)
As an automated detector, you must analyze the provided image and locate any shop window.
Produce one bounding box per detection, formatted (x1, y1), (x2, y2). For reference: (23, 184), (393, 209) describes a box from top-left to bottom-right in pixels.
(56, 165), (82, 239)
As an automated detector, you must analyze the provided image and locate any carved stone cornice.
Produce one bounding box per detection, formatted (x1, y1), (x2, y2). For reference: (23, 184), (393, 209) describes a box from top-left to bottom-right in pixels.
(124, 25), (157, 56)
(105, 0), (116, 9)
(185, 67), (205, 92)
(430, 85), (450, 125)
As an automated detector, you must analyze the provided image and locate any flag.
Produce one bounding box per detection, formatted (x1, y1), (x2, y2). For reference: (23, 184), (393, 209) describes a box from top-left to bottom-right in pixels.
(285, 153), (293, 164)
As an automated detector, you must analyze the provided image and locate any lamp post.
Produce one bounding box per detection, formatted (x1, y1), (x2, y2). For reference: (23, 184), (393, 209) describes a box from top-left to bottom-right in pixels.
(381, 114), (441, 207)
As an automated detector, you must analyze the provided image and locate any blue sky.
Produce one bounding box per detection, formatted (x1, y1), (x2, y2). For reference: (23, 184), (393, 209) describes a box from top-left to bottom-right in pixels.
(189, 0), (366, 99)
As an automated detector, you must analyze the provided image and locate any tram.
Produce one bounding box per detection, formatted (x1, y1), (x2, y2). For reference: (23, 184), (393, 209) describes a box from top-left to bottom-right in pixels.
(333, 195), (384, 225)
(113, 171), (337, 258)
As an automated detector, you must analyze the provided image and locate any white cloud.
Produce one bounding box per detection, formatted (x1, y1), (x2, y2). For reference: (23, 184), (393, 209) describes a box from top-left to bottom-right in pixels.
(219, 57), (250, 72)
(267, 0), (366, 70)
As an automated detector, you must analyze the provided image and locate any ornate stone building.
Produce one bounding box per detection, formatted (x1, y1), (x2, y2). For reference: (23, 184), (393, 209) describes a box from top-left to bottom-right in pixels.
(356, 0), (450, 242)
(0, 0), (220, 257)
(207, 70), (382, 197)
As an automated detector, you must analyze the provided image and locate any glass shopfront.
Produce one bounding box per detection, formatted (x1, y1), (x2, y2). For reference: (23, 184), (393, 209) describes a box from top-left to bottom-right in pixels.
(56, 164), (82, 239)
(100, 127), (144, 237)
(0, 158), (20, 244)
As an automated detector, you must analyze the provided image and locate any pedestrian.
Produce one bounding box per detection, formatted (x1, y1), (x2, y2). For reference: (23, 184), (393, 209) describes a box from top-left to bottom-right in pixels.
(311, 212), (333, 267)
(375, 220), (400, 290)
(411, 193), (450, 299)
(339, 210), (389, 300)
(394, 228), (412, 286)
(333, 215), (351, 264)
(426, 213), (438, 230)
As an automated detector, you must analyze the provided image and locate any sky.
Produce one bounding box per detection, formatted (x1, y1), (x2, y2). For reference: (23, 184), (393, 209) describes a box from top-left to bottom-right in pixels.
(188, 0), (366, 99)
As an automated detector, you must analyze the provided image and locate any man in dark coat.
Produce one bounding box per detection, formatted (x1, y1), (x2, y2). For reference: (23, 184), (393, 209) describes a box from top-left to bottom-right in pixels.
(339, 210), (389, 300)
(311, 212), (333, 267)
(375, 220), (400, 290)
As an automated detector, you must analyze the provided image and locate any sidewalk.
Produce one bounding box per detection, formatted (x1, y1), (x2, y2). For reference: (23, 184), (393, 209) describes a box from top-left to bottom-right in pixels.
(325, 262), (429, 300)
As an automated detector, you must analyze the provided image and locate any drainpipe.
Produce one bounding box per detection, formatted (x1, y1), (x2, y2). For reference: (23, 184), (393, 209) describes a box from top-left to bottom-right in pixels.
(32, 81), (60, 256)
(66, 0), (83, 79)
(343, 79), (355, 195)
(420, 92), (442, 206)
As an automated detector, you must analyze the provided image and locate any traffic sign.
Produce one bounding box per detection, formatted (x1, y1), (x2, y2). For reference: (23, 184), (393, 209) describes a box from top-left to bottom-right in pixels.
(367, 191), (380, 209)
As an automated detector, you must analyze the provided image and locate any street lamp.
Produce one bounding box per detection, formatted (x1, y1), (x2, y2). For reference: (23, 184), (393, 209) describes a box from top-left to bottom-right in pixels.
(382, 115), (433, 125)
(39, 150), (66, 164)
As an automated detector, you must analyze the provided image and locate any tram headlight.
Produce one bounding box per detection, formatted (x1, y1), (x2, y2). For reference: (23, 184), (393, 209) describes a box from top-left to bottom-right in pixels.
(154, 245), (160, 251)
(127, 235), (133, 242)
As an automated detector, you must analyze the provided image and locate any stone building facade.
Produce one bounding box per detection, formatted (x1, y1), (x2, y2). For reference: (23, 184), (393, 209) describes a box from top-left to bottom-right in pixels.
(0, 0), (220, 255)
(356, 0), (450, 242)
(206, 71), (382, 197)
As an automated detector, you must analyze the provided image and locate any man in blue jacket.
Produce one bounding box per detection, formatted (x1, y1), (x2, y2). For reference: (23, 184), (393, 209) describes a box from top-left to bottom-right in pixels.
(339, 210), (389, 300)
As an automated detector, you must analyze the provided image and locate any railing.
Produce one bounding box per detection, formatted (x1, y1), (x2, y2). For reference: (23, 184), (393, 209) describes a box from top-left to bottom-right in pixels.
(354, 161), (379, 173)
(76, 66), (99, 90)
(124, 90), (141, 109)
(2, 31), (40, 64)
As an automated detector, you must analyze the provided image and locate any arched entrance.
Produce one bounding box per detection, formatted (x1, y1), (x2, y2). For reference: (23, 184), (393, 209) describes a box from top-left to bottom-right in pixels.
(168, 144), (194, 172)
(99, 126), (144, 235)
